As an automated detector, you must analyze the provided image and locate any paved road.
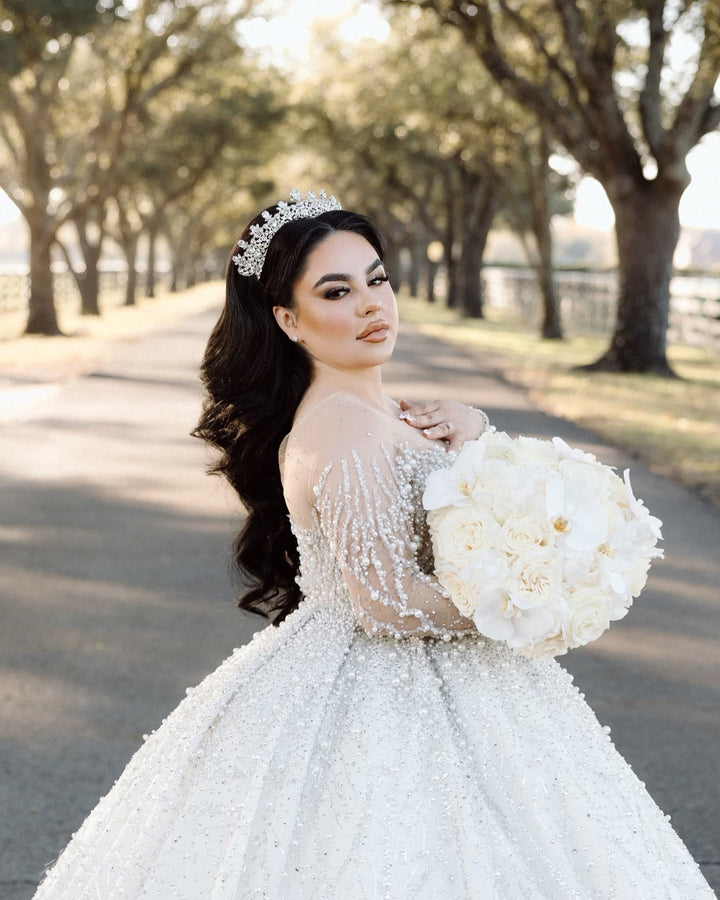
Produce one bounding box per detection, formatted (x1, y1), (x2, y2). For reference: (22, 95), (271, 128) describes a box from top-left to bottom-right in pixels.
(1, 307), (718, 897)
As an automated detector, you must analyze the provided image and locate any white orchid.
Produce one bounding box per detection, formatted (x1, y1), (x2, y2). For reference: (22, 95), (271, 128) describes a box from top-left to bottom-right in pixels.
(623, 470), (664, 541)
(472, 588), (556, 647)
(422, 439), (486, 510)
(545, 475), (609, 552)
(551, 436), (598, 464)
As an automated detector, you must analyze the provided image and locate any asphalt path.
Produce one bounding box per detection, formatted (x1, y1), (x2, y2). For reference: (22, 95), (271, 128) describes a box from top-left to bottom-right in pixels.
(1, 306), (718, 897)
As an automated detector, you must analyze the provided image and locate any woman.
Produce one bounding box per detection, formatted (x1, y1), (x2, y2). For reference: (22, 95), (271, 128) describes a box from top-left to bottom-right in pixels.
(35, 190), (713, 898)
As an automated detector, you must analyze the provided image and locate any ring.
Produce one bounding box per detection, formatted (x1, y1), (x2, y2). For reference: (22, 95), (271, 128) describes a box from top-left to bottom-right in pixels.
(445, 421), (454, 433)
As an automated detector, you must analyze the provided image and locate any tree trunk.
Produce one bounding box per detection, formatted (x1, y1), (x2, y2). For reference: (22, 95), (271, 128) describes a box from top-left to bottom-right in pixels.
(25, 220), (60, 335)
(145, 227), (157, 298)
(122, 234), (139, 306)
(537, 250), (562, 339)
(426, 261), (438, 303)
(443, 220), (458, 310)
(78, 257), (101, 316)
(530, 129), (562, 339)
(458, 232), (483, 318)
(125, 260), (138, 306)
(458, 181), (483, 318)
(56, 231), (102, 317)
(407, 235), (423, 298)
(384, 237), (402, 293)
(78, 235), (103, 317)
(458, 179), (497, 319)
(586, 182), (680, 375)
(533, 205), (562, 339)
(443, 170), (458, 308)
(115, 211), (140, 306)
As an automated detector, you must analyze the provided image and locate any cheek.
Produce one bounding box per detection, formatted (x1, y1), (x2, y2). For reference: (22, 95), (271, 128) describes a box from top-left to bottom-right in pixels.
(305, 306), (352, 338)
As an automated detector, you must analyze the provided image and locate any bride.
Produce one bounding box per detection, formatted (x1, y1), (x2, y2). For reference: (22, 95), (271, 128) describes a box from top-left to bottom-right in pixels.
(35, 190), (714, 898)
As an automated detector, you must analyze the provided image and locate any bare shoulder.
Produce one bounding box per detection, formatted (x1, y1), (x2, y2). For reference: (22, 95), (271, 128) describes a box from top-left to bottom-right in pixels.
(291, 391), (397, 448)
(281, 392), (398, 524)
(282, 393), (397, 488)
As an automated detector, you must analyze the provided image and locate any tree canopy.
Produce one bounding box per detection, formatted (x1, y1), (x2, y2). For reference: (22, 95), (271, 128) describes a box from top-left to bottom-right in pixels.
(386, 0), (720, 372)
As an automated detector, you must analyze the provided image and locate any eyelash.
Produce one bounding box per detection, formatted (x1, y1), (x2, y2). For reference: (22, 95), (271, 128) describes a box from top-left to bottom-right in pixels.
(322, 274), (390, 300)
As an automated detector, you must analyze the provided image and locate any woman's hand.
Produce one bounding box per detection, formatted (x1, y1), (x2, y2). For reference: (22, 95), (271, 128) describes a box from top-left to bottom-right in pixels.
(397, 398), (489, 451)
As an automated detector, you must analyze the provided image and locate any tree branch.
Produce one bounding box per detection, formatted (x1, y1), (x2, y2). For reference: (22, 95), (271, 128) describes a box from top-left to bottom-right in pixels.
(451, 3), (590, 158)
(639, 1), (668, 156)
(497, 0), (591, 138)
(697, 100), (720, 136)
(660, 6), (720, 164)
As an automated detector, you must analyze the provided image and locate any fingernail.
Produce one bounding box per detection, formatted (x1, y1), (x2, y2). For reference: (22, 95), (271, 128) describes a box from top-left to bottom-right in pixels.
(399, 412), (414, 421)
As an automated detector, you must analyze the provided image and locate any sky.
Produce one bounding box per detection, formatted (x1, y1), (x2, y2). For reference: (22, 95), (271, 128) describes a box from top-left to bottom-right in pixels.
(1, 0), (718, 231)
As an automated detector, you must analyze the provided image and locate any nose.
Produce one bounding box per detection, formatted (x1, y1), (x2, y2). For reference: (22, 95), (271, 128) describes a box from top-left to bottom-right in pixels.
(358, 286), (381, 316)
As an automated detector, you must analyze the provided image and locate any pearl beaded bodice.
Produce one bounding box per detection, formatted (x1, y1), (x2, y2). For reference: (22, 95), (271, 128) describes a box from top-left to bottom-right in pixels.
(291, 442), (467, 636)
(281, 394), (472, 640)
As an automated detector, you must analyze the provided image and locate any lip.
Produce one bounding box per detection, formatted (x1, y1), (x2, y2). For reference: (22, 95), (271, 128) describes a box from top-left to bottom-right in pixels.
(356, 320), (390, 341)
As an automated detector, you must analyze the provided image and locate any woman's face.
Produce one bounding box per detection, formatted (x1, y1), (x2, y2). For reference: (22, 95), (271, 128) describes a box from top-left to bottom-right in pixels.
(275, 230), (398, 374)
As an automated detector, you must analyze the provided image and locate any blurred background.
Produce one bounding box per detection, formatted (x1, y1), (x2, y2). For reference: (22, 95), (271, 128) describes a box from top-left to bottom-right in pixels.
(0, 0), (718, 351)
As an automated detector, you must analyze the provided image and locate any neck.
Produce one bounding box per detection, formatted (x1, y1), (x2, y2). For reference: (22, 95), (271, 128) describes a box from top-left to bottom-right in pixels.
(305, 361), (387, 411)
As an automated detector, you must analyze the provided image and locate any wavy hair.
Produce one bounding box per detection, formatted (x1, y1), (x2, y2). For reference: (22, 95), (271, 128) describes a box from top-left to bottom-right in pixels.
(193, 206), (386, 624)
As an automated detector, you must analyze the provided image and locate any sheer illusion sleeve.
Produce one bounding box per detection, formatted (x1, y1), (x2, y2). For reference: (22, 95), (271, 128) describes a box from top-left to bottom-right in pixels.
(282, 395), (475, 640)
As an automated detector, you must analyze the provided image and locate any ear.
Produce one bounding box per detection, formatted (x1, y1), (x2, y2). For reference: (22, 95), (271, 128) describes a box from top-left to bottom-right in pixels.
(273, 305), (298, 340)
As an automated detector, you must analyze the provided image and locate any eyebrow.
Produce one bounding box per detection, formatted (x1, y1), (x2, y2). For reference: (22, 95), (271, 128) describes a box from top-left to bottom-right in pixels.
(312, 257), (383, 289)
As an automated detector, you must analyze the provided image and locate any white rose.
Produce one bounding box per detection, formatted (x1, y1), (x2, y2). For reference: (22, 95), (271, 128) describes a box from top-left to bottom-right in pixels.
(510, 436), (559, 466)
(461, 551), (509, 595)
(470, 458), (512, 496)
(436, 569), (478, 618)
(432, 505), (500, 570)
(480, 430), (516, 460)
(565, 463), (616, 506)
(561, 550), (597, 585)
(472, 459), (535, 521)
(522, 627), (569, 659)
(499, 514), (553, 558)
(506, 555), (561, 608)
(562, 588), (612, 648)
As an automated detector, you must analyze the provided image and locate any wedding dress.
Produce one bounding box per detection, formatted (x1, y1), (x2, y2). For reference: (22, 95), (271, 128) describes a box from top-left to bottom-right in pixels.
(35, 394), (714, 899)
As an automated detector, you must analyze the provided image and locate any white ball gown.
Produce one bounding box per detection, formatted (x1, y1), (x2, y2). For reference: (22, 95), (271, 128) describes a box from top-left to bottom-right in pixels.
(35, 396), (714, 899)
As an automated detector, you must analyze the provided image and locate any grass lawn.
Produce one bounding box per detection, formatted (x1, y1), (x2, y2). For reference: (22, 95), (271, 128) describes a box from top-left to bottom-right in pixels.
(399, 293), (720, 509)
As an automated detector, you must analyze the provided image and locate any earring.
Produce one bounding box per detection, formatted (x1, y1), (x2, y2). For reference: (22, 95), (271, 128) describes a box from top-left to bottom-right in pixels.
(291, 335), (299, 342)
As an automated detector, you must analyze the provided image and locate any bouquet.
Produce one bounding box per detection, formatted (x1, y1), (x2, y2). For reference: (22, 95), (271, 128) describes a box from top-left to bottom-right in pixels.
(422, 431), (664, 659)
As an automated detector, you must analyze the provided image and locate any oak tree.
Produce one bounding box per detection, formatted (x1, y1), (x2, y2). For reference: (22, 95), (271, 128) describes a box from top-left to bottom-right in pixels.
(388, 0), (720, 373)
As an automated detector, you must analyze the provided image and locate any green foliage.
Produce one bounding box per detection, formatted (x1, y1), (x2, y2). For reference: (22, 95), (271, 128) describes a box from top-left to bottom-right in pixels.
(384, 0), (720, 370)
(0, 0), (290, 330)
(0, 0), (124, 76)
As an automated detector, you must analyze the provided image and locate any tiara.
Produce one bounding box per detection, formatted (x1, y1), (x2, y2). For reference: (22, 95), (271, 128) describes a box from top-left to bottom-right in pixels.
(233, 188), (341, 277)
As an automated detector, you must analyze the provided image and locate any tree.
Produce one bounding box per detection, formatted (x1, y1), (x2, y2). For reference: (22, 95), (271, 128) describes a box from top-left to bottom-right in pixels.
(0, 0), (253, 334)
(139, 58), (286, 296)
(387, 0), (720, 373)
(492, 121), (571, 339)
(294, 18), (501, 316)
(297, 9), (571, 326)
(0, 0), (124, 333)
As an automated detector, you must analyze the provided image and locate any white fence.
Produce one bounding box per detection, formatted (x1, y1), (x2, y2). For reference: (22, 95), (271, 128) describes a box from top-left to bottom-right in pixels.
(482, 267), (720, 352)
(2, 263), (719, 352)
(0, 264), (170, 319)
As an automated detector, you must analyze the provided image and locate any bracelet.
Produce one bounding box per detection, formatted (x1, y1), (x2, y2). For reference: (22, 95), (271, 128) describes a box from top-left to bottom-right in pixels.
(469, 406), (490, 436)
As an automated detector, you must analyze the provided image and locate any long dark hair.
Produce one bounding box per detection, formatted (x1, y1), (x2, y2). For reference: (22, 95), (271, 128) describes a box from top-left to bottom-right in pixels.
(193, 205), (386, 624)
